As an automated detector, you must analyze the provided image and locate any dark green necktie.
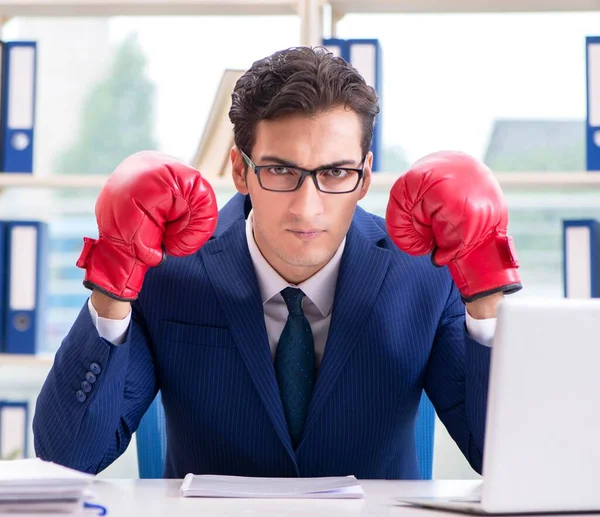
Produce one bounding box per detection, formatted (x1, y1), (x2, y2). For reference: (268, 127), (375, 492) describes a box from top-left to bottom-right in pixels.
(274, 287), (316, 447)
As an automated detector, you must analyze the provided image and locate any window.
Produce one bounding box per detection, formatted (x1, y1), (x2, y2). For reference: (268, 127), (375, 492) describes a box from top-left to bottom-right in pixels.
(2, 11), (599, 353)
(337, 11), (598, 169)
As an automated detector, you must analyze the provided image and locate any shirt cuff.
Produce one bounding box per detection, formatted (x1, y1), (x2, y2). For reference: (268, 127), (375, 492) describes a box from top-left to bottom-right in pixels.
(464, 308), (496, 348)
(87, 297), (132, 346)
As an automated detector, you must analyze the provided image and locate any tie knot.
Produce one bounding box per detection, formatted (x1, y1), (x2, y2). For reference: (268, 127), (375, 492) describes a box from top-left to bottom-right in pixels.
(281, 287), (305, 316)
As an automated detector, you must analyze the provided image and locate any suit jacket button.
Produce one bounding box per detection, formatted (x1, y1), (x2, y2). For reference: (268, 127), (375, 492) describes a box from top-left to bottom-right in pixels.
(89, 362), (101, 375)
(85, 372), (97, 384)
(76, 390), (86, 403)
(81, 381), (92, 393)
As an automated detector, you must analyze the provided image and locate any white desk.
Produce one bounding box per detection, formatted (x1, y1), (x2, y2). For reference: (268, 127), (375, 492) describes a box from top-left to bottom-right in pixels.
(89, 479), (484, 516)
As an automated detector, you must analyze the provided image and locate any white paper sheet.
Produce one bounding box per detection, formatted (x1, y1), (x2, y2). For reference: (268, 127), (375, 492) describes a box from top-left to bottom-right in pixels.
(180, 474), (364, 499)
(0, 458), (95, 514)
(0, 458), (94, 487)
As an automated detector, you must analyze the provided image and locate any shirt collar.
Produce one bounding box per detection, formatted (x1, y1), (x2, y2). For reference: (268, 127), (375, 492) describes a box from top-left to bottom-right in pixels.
(245, 210), (345, 317)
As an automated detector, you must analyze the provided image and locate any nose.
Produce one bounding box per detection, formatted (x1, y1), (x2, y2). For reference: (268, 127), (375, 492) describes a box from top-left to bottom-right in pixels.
(288, 175), (324, 220)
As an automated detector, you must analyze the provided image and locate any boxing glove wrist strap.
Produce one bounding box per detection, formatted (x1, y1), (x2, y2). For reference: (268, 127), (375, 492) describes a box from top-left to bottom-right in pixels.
(77, 237), (151, 301)
(445, 232), (522, 303)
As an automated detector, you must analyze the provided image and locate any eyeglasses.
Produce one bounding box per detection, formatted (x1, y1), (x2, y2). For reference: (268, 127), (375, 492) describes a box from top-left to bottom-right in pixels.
(241, 150), (365, 194)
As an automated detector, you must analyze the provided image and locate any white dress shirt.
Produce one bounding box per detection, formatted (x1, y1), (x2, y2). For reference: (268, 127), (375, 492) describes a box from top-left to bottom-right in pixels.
(88, 211), (497, 354)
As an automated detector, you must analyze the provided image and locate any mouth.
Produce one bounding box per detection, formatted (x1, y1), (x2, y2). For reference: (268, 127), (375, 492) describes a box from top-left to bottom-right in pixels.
(287, 229), (325, 241)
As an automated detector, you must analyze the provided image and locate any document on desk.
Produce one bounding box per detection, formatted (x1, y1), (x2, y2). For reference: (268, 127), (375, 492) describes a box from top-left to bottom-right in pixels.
(180, 474), (365, 499)
(0, 458), (96, 514)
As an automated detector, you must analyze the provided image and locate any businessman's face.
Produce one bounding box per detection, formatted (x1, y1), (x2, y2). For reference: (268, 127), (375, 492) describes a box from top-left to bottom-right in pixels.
(232, 106), (372, 284)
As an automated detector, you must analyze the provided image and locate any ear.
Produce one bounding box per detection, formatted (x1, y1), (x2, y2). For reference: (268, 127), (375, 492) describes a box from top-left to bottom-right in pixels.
(357, 151), (373, 201)
(231, 146), (249, 195)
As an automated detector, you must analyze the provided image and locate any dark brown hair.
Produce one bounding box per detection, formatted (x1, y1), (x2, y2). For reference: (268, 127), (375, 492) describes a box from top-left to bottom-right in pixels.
(229, 46), (380, 159)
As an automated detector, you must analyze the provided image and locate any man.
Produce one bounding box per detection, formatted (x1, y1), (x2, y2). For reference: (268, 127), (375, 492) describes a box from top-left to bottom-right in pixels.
(33, 46), (521, 479)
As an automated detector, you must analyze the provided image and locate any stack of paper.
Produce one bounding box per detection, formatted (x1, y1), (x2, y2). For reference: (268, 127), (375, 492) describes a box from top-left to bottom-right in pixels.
(180, 474), (364, 499)
(0, 458), (95, 514)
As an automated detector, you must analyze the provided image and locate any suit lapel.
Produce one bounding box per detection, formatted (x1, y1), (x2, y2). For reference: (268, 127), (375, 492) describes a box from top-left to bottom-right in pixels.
(200, 196), (297, 466)
(201, 195), (392, 458)
(297, 216), (392, 449)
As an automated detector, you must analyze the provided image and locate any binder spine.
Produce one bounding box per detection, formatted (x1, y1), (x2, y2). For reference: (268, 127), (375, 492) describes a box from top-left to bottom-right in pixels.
(322, 38), (382, 171)
(4, 221), (48, 354)
(586, 36), (600, 171)
(562, 219), (600, 298)
(0, 41), (37, 174)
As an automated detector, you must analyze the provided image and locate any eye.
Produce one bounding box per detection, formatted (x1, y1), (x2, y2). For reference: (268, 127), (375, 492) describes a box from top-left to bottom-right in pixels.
(322, 169), (348, 178)
(266, 166), (292, 175)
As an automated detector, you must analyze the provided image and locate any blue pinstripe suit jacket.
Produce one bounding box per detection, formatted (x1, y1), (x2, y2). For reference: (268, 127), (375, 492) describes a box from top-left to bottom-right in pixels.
(34, 193), (491, 479)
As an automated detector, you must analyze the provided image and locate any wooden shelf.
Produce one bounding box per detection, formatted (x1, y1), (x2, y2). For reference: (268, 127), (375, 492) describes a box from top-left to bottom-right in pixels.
(0, 174), (107, 188)
(0, 353), (54, 367)
(2, 172), (600, 190)
(368, 172), (600, 191)
(0, 0), (298, 17)
(329, 0), (600, 15)
(1, 0), (595, 57)
(0, 173), (236, 189)
(1, 0), (595, 17)
(490, 172), (600, 189)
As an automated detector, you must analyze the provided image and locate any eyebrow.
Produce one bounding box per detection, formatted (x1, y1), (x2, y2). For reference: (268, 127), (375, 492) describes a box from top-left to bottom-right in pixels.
(258, 155), (361, 169)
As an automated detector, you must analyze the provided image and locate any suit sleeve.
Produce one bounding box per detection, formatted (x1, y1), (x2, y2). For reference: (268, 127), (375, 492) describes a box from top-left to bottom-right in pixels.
(423, 282), (491, 474)
(33, 299), (157, 474)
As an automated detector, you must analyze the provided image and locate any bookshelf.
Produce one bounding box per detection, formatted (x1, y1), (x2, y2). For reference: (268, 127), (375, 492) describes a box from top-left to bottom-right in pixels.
(1, 0), (598, 45)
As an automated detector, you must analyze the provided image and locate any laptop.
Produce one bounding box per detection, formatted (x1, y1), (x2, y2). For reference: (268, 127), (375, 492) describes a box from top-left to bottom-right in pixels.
(399, 296), (600, 514)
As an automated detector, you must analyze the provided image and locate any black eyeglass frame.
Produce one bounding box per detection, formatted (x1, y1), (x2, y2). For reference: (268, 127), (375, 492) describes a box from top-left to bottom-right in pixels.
(241, 150), (367, 194)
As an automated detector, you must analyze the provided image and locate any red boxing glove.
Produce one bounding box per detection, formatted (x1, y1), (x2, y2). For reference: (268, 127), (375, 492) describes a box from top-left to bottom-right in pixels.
(76, 151), (218, 301)
(385, 150), (521, 302)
